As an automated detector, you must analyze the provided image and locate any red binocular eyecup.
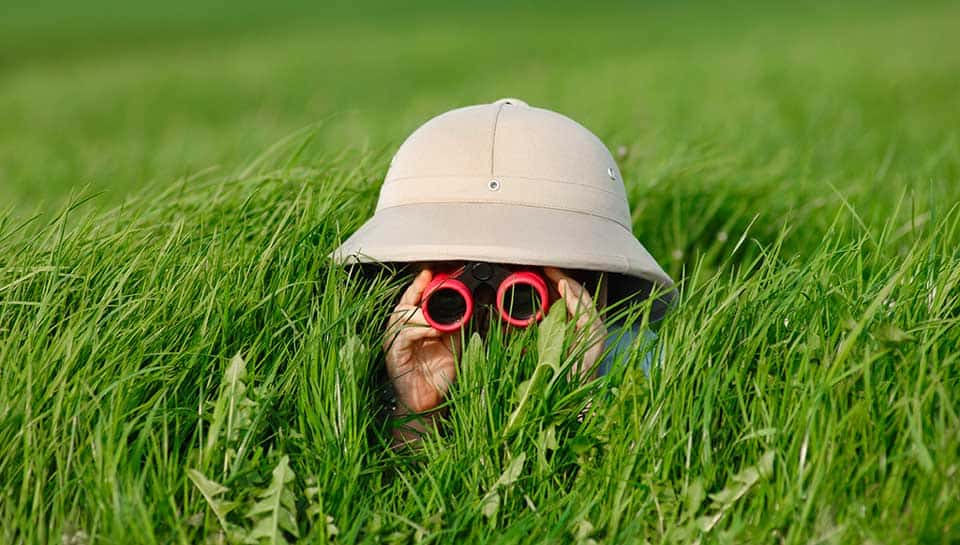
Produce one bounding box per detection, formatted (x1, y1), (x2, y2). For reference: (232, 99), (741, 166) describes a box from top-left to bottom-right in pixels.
(421, 262), (551, 332)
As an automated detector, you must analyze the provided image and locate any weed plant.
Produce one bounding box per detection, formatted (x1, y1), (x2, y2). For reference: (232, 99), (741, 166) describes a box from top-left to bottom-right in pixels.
(1, 1), (959, 543)
(1, 138), (957, 542)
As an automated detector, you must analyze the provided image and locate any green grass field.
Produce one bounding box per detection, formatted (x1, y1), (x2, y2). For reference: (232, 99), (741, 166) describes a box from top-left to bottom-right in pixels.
(1, 1), (959, 543)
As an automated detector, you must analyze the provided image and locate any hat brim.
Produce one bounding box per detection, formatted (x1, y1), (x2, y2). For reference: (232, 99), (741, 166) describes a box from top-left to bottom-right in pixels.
(331, 202), (675, 315)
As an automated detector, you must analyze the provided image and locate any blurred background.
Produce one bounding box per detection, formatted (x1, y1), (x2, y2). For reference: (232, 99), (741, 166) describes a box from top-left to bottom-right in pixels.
(1, 0), (957, 217)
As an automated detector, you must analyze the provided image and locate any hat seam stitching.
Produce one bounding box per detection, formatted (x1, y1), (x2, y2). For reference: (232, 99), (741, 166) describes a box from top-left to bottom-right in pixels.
(489, 103), (506, 176)
(383, 174), (624, 198)
(375, 200), (635, 231)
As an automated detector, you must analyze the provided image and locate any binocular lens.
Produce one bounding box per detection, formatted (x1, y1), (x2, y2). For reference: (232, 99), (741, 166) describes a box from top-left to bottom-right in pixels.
(424, 287), (468, 325)
(500, 283), (542, 320)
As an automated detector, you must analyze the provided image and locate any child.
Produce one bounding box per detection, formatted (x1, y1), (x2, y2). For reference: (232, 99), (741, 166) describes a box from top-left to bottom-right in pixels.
(331, 98), (675, 444)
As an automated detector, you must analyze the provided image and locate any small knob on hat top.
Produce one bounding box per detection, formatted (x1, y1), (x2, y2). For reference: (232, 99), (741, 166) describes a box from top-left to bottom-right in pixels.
(493, 98), (529, 107)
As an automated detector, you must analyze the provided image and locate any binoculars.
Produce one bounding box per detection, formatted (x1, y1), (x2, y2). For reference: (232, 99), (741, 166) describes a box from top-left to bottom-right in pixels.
(421, 262), (551, 332)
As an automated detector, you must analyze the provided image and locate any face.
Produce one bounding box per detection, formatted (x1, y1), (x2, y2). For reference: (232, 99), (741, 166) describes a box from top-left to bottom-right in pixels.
(414, 261), (608, 336)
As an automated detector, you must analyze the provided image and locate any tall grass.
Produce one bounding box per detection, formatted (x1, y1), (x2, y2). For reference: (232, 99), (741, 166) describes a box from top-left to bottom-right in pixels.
(1, 128), (957, 542)
(1, 1), (959, 543)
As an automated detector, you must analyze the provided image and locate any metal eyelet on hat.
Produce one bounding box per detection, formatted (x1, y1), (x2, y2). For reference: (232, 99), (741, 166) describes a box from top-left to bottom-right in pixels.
(488, 179), (502, 191)
(607, 167), (617, 180)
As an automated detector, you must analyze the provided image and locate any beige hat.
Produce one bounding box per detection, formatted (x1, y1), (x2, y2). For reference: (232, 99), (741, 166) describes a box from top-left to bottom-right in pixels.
(331, 98), (675, 317)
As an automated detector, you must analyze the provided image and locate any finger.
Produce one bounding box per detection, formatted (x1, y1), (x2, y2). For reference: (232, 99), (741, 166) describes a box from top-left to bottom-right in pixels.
(573, 287), (597, 330)
(387, 303), (428, 329)
(388, 307), (433, 338)
(384, 319), (443, 354)
(399, 323), (444, 343)
(384, 306), (437, 350)
(398, 268), (433, 307)
(547, 269), (607, 379)
(543, 266), (573, 291)
(385, 305), (412, 337)
(558, 275), (592, 322)
(560, 279), (606, 361)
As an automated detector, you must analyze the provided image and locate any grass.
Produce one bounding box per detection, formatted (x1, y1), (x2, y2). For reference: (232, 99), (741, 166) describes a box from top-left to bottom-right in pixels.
(1, 1), (959, 543)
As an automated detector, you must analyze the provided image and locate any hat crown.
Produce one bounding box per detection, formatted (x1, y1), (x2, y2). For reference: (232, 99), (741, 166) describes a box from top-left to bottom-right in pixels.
(331, 98), (675, 312)
(378, 99), (631, 228)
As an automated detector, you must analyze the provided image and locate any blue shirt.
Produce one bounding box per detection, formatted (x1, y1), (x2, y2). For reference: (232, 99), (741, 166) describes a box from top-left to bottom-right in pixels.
(596, 322), (658, 377)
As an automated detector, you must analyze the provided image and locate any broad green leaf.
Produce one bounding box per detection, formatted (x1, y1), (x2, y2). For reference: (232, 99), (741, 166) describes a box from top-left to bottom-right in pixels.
(505, 303), (568, 433)
(494, 451), (527, 488)
(537, 299), (568, 372)
(187, 469), (237, 532)
(538, 425), (559, 451)
(480, 452), (527, 519)
(685, 478), (706, 515)
(878, 323), (914, 344)
(698, 450), (776, 535)
(481, 491), (500, 519)
(459, 331), (485, 384)
(205, 352), (256, 474)
(245, 455), (299, 544)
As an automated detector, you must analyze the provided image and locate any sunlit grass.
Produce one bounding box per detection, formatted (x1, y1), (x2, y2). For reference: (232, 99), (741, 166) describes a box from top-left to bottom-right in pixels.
(1, 1), (959, 543)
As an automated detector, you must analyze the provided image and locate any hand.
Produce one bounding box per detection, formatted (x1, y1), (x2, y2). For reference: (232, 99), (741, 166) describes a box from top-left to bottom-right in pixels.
(543, 267), (608, 378)
(383, 269), (462, 417)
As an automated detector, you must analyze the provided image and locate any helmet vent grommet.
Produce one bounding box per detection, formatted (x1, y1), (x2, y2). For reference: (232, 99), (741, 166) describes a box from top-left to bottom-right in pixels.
(487, 179), (502, 191)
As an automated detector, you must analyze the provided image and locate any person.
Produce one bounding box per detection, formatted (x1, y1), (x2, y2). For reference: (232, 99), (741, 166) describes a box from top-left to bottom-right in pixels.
(331, 98), (675, 445)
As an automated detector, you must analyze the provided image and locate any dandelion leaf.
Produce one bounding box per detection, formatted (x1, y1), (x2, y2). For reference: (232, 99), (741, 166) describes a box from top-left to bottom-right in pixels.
(245, 455), (299, 544)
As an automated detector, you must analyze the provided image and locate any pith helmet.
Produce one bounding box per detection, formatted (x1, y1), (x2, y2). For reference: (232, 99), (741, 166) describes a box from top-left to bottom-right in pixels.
(331, 98), (675, 317)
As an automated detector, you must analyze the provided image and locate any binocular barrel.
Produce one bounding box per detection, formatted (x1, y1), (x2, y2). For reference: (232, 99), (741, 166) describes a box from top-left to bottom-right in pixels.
(422, 276), (474, 332)
(422, 268), (549, 332)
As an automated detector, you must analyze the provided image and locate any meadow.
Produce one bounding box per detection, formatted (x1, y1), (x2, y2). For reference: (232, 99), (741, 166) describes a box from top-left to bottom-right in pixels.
(1, 1), (958, 543)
